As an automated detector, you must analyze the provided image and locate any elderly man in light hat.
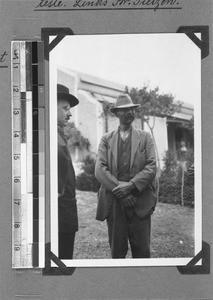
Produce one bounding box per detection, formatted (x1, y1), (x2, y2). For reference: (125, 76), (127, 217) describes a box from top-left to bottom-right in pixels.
(95, 94), (157, 258)
(57, 83), (79, 259)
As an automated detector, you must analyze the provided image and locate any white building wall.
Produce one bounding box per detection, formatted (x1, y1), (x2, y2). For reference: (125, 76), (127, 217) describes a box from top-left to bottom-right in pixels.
(77, 90), (101, 154)
(132, 117), (142, 129)
(107, 114), (119, 133)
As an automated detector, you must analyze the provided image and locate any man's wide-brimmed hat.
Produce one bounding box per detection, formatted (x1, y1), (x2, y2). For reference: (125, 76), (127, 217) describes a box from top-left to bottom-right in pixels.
(57, 84), (79, 107)
(110, 94), (140, 113)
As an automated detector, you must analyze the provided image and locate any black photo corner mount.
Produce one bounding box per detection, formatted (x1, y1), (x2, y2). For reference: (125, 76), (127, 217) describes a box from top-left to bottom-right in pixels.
(42, 243), (76, 276)
(177, 241), (210, 275)
(42, 27), (76, 275)
(177, 26), (209, 59)
(42, 26), (210, 275)
(176, 26), (210, 275)
(41, 27), (75, 61)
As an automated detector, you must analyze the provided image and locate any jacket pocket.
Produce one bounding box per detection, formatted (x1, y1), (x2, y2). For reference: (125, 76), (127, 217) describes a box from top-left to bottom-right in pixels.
(134, 186), (157, 219)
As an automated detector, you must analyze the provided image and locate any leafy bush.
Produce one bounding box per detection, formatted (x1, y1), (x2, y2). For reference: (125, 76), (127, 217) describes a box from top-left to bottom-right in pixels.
(159, 166), (182, 205)
(76, 155), (100, 192)
(64, 122), (90, 151)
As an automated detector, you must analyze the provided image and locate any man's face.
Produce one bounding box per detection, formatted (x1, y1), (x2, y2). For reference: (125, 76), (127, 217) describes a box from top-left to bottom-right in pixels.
(115, 107), (136, 126)
(57, 98), (72, 127)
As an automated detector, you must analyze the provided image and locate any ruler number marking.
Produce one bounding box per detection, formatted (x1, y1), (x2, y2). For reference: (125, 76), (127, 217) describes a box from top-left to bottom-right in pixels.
(14, 132), (20, 138)
(14, 246), (21, 251)
(13, 87), (19, 93)
(14, 154), (20, 160)
(13, 49), (19, 60)
(14, 178), (20, 183)
(14, 223), (20, 229)
(13, 110), (20, 115)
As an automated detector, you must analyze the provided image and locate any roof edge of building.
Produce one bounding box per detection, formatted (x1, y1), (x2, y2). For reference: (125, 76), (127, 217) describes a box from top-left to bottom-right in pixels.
(58, 66), (126, 93)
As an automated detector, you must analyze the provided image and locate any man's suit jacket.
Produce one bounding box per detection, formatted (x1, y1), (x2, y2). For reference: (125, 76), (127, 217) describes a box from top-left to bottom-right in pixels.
(95, 126), (157, 221)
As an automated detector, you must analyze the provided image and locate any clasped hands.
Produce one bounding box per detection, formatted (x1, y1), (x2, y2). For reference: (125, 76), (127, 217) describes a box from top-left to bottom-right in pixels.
(112, 181), (137, 208)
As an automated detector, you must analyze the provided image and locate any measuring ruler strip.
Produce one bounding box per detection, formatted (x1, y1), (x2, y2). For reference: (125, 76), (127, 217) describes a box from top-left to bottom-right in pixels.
(26, 41), (33, 266)
(25, 42), (34, 267)
(20, 41), (29, 267)
(12, 41), (22, 267)
(26, 43), (33, 194)
(37, 41), (45, 267)
(38, 42), (45, 87)
(32, 41), (39, 267)
(38, 113), (45, 267)
(12, 41), (45, 268)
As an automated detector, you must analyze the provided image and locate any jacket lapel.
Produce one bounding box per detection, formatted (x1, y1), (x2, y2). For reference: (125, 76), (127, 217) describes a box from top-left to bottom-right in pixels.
(130, 127), (141, 169)
(108, 129), (118, 171)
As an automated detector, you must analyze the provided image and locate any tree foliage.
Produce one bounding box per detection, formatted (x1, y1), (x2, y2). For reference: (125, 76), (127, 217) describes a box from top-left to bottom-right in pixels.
(64, 122), (90, 151)
(126, 86), (182, 121)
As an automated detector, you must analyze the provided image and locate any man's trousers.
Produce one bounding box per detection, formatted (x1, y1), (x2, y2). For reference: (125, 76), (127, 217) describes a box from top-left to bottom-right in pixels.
(58, 232), (75, 259)
(107, 199), (151, 258)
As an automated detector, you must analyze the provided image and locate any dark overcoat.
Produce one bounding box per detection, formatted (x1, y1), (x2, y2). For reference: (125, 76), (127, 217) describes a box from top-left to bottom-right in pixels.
(58, 125), (78, 233)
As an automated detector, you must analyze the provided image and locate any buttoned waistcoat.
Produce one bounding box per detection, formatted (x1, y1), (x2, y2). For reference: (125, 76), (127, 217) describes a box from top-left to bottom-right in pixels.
(95, 126), (157, 221)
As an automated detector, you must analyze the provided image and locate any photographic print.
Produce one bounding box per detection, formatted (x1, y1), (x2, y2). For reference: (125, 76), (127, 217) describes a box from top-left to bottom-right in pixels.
(49, 33), (201, 267)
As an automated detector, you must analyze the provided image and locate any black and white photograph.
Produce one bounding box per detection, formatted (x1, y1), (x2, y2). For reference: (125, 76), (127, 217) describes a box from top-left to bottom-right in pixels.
(49, 33), (201, 267)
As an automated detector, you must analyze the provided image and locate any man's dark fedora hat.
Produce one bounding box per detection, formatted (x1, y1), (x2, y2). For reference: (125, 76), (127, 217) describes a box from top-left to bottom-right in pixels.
(57, 84), (79, 107)
(110, 94), (140, 113)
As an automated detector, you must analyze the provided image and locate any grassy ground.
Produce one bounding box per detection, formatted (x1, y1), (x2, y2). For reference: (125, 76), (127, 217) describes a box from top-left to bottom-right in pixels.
(73, 190), (194, 259)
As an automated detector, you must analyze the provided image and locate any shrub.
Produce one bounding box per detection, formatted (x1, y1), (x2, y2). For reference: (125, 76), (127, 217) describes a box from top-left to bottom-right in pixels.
(159, 151), (194, 207)
(76, 155), (100, 192)
(159, 167), (182, 205)
(64, 122), (90, 151)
